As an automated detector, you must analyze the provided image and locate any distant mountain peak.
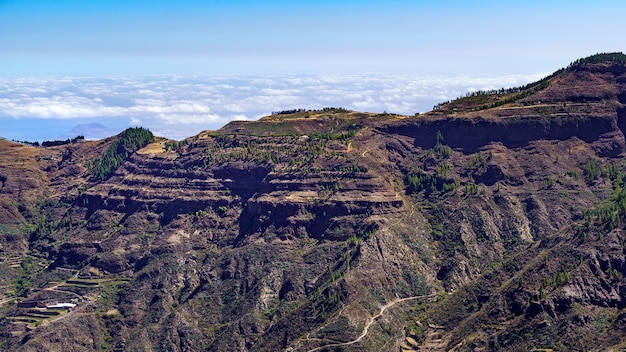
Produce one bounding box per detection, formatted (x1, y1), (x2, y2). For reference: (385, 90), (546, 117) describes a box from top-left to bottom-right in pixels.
(67, 122), (121, 140)
(69, 122), (108, 133)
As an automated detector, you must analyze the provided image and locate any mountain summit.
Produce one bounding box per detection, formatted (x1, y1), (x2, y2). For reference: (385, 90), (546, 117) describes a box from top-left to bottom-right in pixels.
(1, 53), (626, 351)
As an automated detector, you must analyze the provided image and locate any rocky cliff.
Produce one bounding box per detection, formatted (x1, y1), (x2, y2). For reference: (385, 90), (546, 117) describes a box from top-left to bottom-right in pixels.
(2, 53), (626, 351)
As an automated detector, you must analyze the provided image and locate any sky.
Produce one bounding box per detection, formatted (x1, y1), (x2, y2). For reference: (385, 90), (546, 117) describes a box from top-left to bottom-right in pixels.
(1, 0), (625, 141)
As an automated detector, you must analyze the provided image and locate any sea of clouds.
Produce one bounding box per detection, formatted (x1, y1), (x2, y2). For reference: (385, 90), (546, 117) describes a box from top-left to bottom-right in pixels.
(0, 73), (545, 141)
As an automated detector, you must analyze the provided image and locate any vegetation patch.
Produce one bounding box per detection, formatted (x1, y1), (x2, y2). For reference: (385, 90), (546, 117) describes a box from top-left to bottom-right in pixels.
(86, 127), (154, 180)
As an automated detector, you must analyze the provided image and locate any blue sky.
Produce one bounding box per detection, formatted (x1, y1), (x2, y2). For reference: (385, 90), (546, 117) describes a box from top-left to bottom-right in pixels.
(0, 1), (624, 141)
(2, 0), (624, 76)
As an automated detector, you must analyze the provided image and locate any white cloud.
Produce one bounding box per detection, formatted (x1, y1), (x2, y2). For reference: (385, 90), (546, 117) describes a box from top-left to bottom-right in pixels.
(0, 73), (546, 140)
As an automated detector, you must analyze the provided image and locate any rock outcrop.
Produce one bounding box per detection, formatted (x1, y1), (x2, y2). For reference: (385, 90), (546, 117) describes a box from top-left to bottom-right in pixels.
(2, 53), (626, 351)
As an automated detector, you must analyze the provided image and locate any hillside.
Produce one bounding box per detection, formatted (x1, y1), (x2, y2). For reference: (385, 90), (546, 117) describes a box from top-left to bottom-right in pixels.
(1, 53), (626, 351)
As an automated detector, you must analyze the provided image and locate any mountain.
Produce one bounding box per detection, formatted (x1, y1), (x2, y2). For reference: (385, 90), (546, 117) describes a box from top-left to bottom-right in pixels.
(1, 53), (626, 351)
(67, 123), (122, 141)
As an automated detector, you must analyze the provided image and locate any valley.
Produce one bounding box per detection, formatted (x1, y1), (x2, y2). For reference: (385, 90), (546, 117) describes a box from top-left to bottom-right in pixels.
(1, 53), (626, 351)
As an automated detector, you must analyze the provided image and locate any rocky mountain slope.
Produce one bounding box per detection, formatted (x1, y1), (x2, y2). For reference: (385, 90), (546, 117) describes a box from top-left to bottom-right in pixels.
(2, 53), (626, 351)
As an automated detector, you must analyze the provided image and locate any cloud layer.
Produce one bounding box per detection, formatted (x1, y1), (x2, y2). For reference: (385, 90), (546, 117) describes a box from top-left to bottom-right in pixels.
(0, 73), (545, 140)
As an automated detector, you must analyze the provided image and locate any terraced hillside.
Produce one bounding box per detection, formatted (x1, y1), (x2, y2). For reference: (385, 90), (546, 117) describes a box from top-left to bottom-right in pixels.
(1, 53), (626, 351)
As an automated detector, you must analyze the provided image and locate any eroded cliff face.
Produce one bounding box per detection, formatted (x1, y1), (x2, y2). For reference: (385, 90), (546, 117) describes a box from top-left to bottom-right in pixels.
(0, 129), (421, 351)
(382, 114), (625, 156)
(2, 57), (626, 351)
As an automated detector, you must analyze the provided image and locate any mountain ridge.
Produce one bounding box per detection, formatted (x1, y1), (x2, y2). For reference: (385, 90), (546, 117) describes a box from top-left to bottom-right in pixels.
(1, 52), (626, 351)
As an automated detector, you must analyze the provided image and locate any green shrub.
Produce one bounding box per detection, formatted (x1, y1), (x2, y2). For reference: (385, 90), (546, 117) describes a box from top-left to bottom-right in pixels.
(583, 158), (601, 184)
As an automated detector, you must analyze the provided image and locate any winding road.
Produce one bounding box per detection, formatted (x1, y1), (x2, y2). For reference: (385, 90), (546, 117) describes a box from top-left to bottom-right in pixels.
(306, 293), (437, 352)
